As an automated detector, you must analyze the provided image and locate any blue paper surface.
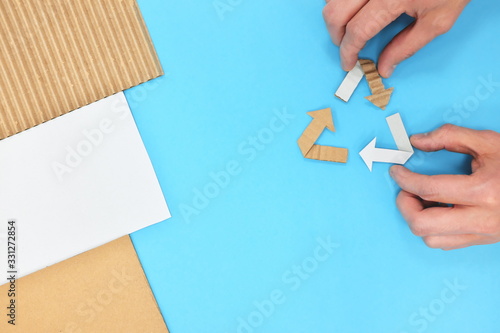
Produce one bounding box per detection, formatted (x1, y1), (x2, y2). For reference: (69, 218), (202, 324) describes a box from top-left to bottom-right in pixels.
(127, 0), (500, 332)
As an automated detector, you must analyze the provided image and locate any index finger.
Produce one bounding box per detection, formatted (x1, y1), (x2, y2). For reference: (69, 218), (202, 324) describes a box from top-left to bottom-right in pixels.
(410, 124), (499, 158)
(339, 1), (403, 70)
(390, 165), (479, 205)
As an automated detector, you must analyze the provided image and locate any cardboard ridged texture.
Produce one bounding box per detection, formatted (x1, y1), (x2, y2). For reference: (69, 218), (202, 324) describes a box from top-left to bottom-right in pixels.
(359, 59), (393, 110)
(0, 0), (163, 140)
(0, 236), (169, 333)
(297, 108), (348, 163)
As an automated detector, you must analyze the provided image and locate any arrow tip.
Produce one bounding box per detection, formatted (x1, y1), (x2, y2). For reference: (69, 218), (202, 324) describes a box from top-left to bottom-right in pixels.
(307, 108), (335, 131)
(359, 138), (376, 172)
(365, 87), (394, 110)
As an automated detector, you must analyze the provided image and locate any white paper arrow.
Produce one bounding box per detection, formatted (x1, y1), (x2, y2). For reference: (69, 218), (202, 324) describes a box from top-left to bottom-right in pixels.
(360, 113), (414, 171)
(335, 61), (363, 102)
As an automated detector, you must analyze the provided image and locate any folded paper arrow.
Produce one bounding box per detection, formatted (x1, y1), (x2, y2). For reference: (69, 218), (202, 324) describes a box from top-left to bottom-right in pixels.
(335, 59), (394, 110)
(359, 113), (413, 171)
(334, 61), (364, 102)
(359, 59), (394, 110)
(297, 108), (348, 163)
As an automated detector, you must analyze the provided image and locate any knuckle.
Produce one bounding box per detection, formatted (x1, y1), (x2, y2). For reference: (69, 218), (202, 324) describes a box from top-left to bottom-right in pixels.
(430, 14), (455, 35)
(479, 218), (499, 236)
(476, 129), (500, 155)
(418, 181), (440, 202)
(476, 179), (500, 207)
(323, 1), (343, 29)
(481, 129), (498, 137)
(385, 0), (402, 17)
(409, 221), (427, 237)
(439, 123), (457, 135)
(423, 236), (442, 249)
(322, 5), (334, 24)
(480, 129), (500, 144)
(371, 9), (389, 25)
(345, 21), (369, 46)
(483, 188), (500, 207)
(434, 123), (457, 143)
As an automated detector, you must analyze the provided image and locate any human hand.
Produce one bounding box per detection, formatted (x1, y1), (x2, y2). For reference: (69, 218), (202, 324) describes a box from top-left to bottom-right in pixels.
(323, 0), (470, 77)
(390, 124), (500, 250)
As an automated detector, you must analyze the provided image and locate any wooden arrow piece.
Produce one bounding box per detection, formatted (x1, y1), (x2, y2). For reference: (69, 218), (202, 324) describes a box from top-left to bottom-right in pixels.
(297, 108), (348, 163)
(359, 59), (394, 110)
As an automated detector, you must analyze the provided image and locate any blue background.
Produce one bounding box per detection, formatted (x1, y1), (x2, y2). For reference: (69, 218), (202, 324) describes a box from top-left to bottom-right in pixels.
(127, 0), (500, 332)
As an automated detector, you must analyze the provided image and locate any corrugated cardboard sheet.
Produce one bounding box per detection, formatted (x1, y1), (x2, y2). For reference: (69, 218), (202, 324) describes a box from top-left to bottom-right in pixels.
(0, 236), (169, 332)
(0, 0), (163, 140)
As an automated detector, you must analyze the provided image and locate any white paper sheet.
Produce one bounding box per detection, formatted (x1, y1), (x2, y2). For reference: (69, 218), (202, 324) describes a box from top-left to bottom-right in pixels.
(335, 61), (364, 102)
(0, 93), (170, 284)
(360, 113), (414, 171)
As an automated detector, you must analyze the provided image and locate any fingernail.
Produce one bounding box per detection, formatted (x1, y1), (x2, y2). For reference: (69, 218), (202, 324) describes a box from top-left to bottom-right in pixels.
(390, 165), (407, 179)
(411, 133), (427, 140)
(386, 64), (396, 77)
(389, 165), (399, 177)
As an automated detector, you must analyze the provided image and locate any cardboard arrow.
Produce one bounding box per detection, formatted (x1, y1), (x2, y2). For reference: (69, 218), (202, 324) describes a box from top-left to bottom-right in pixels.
(359, 59), (394, 110)
(297, 108), (348, 163)
(360, 113), (413, 171)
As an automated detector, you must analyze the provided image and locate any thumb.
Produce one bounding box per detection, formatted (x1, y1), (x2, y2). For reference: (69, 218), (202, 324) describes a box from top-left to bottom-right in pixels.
(410, 124), (489, 157)
(378, 12), (457, 78)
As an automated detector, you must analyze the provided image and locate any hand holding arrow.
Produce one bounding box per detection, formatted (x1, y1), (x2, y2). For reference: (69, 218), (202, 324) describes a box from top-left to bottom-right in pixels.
(359, 59), (394, 110)
(297, 108), (348, 163)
